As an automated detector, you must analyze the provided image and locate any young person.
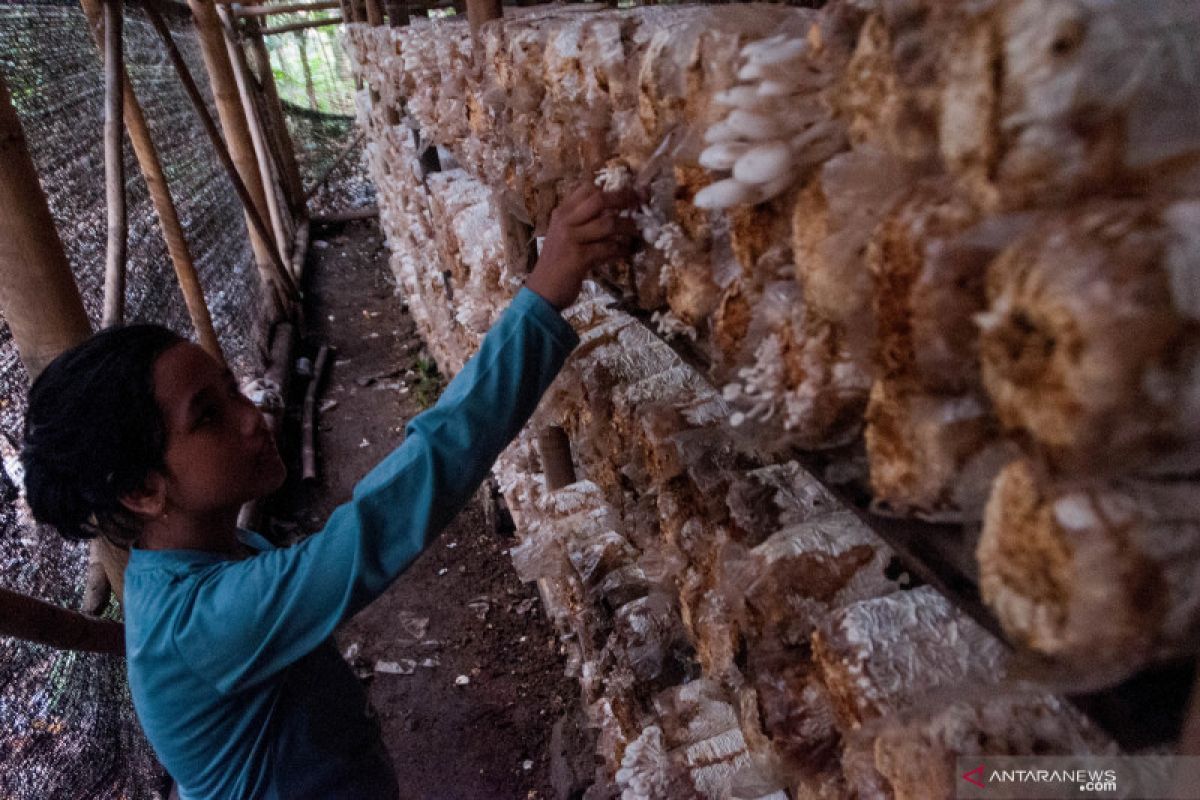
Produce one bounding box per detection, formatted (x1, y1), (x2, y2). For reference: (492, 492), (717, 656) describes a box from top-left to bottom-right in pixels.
(21, 183), (638, 799)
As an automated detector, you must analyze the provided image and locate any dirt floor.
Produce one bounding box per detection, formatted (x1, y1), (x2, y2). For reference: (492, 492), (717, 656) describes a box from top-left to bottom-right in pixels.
(265, 219), (593, 800)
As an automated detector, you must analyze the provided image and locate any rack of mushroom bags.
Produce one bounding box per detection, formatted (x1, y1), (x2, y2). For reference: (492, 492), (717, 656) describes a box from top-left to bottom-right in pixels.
(340, 1), (1200, 796)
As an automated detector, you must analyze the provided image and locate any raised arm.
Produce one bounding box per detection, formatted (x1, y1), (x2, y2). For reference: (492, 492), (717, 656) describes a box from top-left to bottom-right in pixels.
(172, 184), (638, 693)
(0, 585), (124, 655)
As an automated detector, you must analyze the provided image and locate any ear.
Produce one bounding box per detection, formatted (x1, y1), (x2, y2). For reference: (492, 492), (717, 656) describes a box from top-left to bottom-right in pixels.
(118, 472), (168, 521)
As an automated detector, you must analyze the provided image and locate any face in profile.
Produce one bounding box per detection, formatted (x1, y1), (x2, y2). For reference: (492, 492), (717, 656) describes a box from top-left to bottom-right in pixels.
(150, 342), (287, 518)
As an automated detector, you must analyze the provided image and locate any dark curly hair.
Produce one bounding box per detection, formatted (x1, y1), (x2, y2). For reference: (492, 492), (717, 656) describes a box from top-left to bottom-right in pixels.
(21, 324), (185, 545)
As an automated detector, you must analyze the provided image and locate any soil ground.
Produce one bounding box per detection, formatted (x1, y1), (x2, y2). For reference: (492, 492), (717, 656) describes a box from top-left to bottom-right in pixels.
(265, 219), (590, 800)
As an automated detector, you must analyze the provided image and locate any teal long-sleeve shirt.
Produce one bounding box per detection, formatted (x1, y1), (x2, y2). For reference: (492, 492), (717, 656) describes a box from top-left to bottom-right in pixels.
(123, 289), (578, 800)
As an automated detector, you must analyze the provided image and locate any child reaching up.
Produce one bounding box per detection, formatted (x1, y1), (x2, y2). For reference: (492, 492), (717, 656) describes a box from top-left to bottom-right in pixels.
(21, 183), (638, 799)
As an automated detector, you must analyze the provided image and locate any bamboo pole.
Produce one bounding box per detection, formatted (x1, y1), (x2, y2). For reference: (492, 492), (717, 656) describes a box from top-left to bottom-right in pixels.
(233, 0), (338, 16)
(466, 0), (501, 34)
(243, 17), (306, 217)
(386, 0), (408, 26)
(168, 0), (293, 319)
(0, 70), (92, 378)
(260, 15), (343, 35)
(216, 3), (291, 264)
(301, 344), (332, 481)
(145, 1), (297, 318)
(101, 0), (127, 328)
(537, 427), (577, 490)
(365, 0), (383, 26)
(80, 0), (225, 364)
(0, 69), (127, 612)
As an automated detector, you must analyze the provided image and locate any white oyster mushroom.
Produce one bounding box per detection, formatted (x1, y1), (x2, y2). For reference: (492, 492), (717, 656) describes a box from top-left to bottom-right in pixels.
(726, 109), (782, 141)
(740, 33), (788, 58)
(699, 141), (752, 171)
(704, 120), (740, 144)
(694, 178), (758, 209)
(733, 141), (793, 185)
(713, 86), (764, 109)
(747, 37), (807, 66)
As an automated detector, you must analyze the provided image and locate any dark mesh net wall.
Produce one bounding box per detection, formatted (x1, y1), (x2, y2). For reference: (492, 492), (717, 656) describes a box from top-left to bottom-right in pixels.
(251, 15), (373, 213)
(0, 1), (271, 796)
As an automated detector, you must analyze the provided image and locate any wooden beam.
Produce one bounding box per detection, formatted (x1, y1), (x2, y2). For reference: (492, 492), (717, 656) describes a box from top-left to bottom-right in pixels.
(537, 427), (576, 490)
(80, 0), (226, 365)
(365, 0), (383, 25)
(101, 0), (127, 329)
(260, 15), (342, 34)
(385, 0), (408, 26)
(0, 68), (92, 378)
(148, 0), (297, 319)
(244, 18), (306, 217)
(233, 0), (338, 17)
(466, 0), (501, 33)
(216, 3), (292, 263)
(311, 205), (379, 224)
(301, 343), (332, 481)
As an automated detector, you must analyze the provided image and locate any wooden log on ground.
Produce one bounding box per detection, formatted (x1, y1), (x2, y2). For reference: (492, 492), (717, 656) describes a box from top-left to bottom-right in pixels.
(310, 205), (379, 224)
(290, 215), (309, 281)
(147, 1), (298, 319)
(301, 344), (332, 482)
(978, 457), (1200, 686)
(978, 200), (1200, 476)
(101, 0), (127, 328)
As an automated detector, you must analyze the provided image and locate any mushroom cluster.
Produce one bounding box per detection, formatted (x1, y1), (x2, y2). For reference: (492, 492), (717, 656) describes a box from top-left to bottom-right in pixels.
(695, 32), (844, 209)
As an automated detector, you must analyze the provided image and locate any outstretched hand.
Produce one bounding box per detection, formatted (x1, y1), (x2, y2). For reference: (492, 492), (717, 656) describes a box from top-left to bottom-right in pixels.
(525, 182), (640, 310)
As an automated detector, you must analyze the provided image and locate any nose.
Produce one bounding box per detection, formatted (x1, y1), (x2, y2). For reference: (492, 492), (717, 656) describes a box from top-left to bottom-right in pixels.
(238, 397), (268, 441)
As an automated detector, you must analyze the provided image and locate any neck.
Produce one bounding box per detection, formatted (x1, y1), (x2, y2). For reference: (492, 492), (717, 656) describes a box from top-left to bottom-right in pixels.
(137, 506), (243, 556)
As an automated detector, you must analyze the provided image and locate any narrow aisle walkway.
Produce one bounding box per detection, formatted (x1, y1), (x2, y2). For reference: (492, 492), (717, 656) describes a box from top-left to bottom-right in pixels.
(267, 219), (592, 800)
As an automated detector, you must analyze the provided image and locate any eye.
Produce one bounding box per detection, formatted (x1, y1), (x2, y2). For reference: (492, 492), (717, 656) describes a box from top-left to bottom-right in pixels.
(194, 405), (221, 428)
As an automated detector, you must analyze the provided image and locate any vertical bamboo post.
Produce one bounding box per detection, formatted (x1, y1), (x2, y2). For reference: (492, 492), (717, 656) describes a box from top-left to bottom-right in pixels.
(80, 0), (226, 364)
(184, 0), (289, 319)
(0, 69), (127, 609)
(243, 16), (306, 218)
(466, 0), (501, 33)
(216, 4), (291, 263)
(386, 0), (408, 26)
(537, 427), (577, 490)
(0, 70), (92, 377)
(365, 0), (383, 26)
(148, 1), (296, 320)
(101, 0), (127, 328)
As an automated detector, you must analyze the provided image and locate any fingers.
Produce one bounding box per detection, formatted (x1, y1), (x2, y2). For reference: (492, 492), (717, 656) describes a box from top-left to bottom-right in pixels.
(574, 211), (638, 244)
(580, 238), (634, 269)
(559, 184), (640, 227)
